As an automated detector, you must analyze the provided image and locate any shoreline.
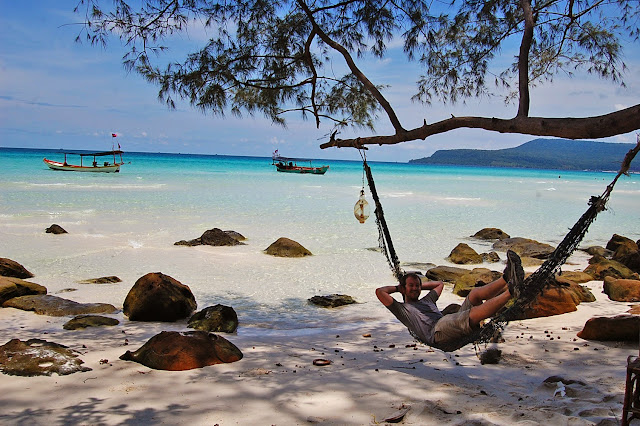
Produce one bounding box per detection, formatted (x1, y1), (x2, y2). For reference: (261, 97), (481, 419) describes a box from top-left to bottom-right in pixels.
(1, 255), (637, 425)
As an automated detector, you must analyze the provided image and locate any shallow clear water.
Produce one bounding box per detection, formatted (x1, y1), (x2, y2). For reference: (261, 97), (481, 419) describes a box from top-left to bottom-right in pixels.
(1, 147), (638, 335)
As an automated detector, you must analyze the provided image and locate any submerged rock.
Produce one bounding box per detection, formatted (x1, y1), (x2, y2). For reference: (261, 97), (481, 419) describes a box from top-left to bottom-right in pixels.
(264, 237), (312, 257)
(175, 228), (245, 246)
(120, 330), (243, 371)
(123, 272), (196, 322)
(3, 294), (118, 316)
(0, 338), (91, 376)
(0, 258), (34, 279)
(77, 276), (122, 284)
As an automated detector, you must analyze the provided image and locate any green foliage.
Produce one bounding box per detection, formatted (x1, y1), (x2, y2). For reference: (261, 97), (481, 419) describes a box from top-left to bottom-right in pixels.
(75, 0), (638, 131)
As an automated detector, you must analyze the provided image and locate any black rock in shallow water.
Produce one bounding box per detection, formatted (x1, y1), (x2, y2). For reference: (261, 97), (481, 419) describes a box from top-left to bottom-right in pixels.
(308, 294), (357, 308)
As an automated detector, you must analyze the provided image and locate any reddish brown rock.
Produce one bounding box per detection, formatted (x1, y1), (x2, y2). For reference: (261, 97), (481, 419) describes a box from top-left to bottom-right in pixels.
(603, 276), (640, 302)
(120, 331), (243, 371)
(123, 272), (197, 322)
(577, 315), (640, 341)
(520, 281), (594, 319)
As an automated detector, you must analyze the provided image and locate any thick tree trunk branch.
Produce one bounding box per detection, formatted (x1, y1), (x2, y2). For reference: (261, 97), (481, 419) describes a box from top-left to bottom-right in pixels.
(518, 0), (535, 117)
(319, 104), (640, 149)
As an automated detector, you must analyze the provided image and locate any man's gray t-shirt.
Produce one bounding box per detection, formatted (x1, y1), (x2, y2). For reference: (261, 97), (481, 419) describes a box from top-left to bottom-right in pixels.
(386, 290), (443, 345)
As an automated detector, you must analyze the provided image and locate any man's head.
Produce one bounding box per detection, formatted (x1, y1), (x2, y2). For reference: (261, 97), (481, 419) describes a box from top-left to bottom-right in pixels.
(400, 273), (422, 302)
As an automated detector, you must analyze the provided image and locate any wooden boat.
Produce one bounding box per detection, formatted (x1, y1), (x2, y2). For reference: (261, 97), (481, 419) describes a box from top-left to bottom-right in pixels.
(43, 150), (124, 173)
(271, 151), (329, 175)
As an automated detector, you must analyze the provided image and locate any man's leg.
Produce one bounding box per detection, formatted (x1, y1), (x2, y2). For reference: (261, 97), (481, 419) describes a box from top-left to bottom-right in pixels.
(467, 276), (508, 306)
(467, 290), (511, 326)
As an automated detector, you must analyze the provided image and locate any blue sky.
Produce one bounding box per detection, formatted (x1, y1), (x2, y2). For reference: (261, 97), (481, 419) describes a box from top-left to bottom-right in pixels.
(1, 1), (638, 162)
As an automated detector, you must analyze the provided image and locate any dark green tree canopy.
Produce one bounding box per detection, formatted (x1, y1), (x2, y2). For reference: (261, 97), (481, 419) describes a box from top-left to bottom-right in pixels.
(76, 0), (640, 150)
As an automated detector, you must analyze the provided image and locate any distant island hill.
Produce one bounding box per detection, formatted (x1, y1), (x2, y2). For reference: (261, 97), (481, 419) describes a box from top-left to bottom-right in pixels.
(409, 138), (640, 172)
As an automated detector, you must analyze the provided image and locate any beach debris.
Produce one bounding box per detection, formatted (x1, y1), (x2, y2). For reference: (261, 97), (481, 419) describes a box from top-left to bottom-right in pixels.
(63, 314), (120, 330)
(479, 347), (502, 365)
(577, 314), (640, 341)
(0, 276), (47, 305)
(3, 294), (117, 316)
(123, 272), (196, 322)
(188, 304), (238, 333)
(120, 330), (243, 371)
(264, 237), (312, 257)
(379, 404), (411, 423)
(0, 338), (91, 376)
(362, 333), (372, 338)
(77, 276), (122, 284)
(45, 224), (67, 234)
(308, 294), (356, 308)
(174, 228), (246, 246)
(313, 359), (331, 366)
(554, 382), (567, 397)
(0, 257), (34, 279)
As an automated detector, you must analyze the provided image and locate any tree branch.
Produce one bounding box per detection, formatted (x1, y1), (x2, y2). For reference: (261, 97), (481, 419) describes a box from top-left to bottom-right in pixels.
(320, 104), (640, 149)
(518, 0), (535, 117)
(296, 0), (406, 133)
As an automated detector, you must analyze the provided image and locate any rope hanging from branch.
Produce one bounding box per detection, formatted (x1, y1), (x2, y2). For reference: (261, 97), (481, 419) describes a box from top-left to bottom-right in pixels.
(359, 149), (404, 282)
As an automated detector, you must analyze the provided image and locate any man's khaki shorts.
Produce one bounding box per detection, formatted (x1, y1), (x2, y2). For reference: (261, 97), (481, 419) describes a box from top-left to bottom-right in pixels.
(433, 296), (475, 348)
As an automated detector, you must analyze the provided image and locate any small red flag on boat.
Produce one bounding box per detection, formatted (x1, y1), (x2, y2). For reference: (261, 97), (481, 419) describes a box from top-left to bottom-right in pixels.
(112, 133), (117, 137)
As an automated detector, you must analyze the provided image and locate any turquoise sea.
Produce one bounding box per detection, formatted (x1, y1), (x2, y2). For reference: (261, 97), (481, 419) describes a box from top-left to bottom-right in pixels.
(1, 147), (639, 336)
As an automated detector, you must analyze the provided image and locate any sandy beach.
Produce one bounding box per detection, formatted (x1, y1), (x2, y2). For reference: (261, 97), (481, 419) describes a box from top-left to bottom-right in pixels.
(1, 253), (637, 426)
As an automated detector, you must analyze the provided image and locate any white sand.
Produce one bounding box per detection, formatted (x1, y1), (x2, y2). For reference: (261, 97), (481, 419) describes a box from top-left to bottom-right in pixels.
(1, 258), (638, 425)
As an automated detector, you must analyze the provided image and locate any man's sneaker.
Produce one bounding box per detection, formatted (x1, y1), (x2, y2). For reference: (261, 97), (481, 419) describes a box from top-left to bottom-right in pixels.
(504, 250), (524, 298)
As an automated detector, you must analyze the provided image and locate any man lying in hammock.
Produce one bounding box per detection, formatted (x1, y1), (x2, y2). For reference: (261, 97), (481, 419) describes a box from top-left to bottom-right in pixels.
(375, 250), (525, 352)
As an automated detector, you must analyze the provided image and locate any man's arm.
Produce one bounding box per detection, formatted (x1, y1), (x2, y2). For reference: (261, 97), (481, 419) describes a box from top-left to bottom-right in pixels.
(375, 285), (399, 307)
(422, 280), (444, 297)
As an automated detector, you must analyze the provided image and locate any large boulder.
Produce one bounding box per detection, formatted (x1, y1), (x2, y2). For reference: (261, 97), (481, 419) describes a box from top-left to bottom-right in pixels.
(452, 268), (502, 297)
(603, 276), (640, 302)
(0, 258), (34, 279)
(123, 272), (197, 321)
(0, 276), (47, 305)
(520, 281), (595, 319)
(492, 237), (556, 259)
(584, 254), (639, 280)
(264, 237), (312, 257)
(120, 331), (243, 371)
(174, 228), (245, 246)
(3, 294), (117, 316)
(0, 338), (91, 376)
(448, 243), (482, 264)
(606, 234), (638, 253)
(188, 305), (238, 333)
(577, 315), (640, 341)
(471, 228), (510, 240)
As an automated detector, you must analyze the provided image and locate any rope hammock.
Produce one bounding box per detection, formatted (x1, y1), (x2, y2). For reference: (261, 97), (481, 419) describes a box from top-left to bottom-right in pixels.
(360, 137), (640, 350)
